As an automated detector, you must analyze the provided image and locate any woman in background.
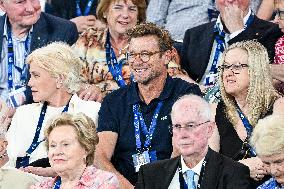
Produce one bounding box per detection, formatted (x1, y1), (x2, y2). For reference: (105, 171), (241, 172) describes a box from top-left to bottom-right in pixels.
(209, 40), (284, 187)
(74, 0), (146, 96)
(251, 114), (284, 189)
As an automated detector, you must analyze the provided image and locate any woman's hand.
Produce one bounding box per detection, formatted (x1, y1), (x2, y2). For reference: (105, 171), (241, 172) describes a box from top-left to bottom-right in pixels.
(239, 157), (268, 181)
(70, 15), (97, 33)
(78, 84), (104, 102)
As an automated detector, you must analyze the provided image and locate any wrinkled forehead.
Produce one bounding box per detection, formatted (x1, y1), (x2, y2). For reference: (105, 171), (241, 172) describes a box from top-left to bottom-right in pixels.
(171, 103), (201, 123)
(111, 0), (135, 5)
(260, 153), (284, 164)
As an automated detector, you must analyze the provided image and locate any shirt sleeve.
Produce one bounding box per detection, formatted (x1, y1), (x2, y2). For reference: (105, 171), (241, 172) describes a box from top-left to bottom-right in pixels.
(97, 96), (119, 133)
(6, 109), (20, 167)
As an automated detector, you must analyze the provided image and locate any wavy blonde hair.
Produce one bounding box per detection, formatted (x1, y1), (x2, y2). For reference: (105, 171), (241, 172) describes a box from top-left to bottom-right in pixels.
(26, 42), (86, 94)
(219, 40), (279, 127)
(251, 115), (284, 156)
(45, 112), (99, 166)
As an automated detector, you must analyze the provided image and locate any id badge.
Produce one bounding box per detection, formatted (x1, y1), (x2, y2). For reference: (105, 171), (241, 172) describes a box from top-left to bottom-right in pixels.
(8, 85), (26, 108)
(16, 155), (30, 168)
(132, 151), (151, 172)
(203, 84), (221, 104)
(204, 73), (218, 86)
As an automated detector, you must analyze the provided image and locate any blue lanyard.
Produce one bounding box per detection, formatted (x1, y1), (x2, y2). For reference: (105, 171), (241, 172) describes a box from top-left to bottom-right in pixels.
(133, 101), (163, 151)
(53, 176), (61, 189)
(26, 101), (70, 156)
(206, 13), (255, 86)
(7, 22), (31, 91)
(75, 0), (95, 16)
(236, 105), (257, 156)
(236, 105), (253, 138)
(105, 31), (126, 87)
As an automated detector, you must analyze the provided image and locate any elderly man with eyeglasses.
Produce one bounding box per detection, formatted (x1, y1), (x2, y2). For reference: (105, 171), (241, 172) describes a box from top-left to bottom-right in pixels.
(95, 23), (202, 189)
(135, 94), (251, 189)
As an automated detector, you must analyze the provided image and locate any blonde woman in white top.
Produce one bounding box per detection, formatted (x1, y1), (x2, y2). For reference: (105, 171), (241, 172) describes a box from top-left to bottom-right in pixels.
(6, 42), (101, 177)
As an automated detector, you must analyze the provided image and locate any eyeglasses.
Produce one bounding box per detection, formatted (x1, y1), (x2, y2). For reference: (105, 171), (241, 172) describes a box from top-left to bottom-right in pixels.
(276, 9), (284, 20)
(171, 120), (210, 132)
(127, 51), (160, 63)
(218, 63), (249, 74)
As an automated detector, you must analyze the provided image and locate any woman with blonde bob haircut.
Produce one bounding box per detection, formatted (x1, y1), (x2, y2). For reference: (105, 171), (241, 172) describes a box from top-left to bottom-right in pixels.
(251, 115), (284, 188)
(209, 40), (284, 187)
(6, 42), (101, 177)
(30, 113), (119, 189)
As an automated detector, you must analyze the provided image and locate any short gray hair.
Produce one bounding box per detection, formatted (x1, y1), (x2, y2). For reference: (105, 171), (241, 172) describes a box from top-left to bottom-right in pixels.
(26, 42), (86, 94)
(250, 115), (284, 156)
(171, 94), (211, 122)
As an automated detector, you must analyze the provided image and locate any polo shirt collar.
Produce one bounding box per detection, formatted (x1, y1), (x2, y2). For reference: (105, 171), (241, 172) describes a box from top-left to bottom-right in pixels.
(128, 75), (174, 105)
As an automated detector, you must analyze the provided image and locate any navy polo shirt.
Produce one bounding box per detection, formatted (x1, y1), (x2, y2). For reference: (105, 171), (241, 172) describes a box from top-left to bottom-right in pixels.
(97, 76), (202, 185)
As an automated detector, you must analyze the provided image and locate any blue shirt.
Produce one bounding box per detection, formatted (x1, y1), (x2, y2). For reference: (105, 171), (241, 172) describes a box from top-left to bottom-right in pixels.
(257, 178), (284, 189)
(97, 76), (202, 185)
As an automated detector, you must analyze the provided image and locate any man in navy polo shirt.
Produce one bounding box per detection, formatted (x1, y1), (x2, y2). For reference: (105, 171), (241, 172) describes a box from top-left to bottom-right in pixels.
(95, 23), (202, 189)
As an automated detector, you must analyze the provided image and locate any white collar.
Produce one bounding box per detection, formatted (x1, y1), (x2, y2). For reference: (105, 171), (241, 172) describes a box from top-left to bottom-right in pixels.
(181, 155), (205, 176)
(216, 9), (252, 33)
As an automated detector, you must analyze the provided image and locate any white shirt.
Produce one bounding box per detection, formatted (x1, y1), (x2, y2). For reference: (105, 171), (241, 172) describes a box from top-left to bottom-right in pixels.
(168, 156), (205, 189)
(200, 9), (252, 84)
(6, 94), (101, 167)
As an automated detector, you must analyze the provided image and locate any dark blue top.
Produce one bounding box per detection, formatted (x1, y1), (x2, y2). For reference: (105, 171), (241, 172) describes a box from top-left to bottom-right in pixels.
(98, 76), (202, 185)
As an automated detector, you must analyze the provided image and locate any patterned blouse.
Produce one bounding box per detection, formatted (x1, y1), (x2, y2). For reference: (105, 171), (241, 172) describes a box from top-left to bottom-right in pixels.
(274, 35), (284, 94)
(73, 26), (187, 95)
(257, 177), (284, 189)
(30, 166), (119, 189)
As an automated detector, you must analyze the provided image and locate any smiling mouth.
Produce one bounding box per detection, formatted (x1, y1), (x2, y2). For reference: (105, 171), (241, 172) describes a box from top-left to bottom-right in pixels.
(134, 68), (148, 73)
(226, 79), (236, 83)
(118, 21), (129, 25)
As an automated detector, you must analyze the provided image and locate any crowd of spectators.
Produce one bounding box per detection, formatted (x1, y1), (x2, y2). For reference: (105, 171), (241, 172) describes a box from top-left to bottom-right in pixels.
(0, 0), (283, 189)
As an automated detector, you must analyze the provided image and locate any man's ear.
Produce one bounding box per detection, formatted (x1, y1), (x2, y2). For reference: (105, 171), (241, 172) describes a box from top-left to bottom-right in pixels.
(207, 121), (215, 139)
(162, 50), (172, 65)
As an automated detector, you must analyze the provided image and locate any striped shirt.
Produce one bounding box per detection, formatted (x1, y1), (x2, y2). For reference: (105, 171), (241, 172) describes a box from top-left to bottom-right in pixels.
(0, 16), (33, 104)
